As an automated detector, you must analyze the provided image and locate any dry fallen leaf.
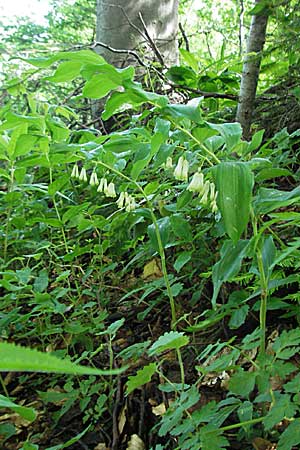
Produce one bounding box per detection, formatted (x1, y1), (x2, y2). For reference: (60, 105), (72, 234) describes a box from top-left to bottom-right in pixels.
(126, 434), (145, 450)
(93, 444), (110, 450)
(142, 259), (162, 280)
(118, 405), (127, 434)
(252, 437), (277, 450)
(152, 402), (166, 416)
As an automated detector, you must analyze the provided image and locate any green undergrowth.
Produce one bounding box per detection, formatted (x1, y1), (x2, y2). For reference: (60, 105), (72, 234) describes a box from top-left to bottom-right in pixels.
(0, 50), (300, 449)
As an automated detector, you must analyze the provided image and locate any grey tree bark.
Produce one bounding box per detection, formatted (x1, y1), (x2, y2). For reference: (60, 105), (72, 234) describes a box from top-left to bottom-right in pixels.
(236, 0), (269, 140)
(95, 0), (179, 68)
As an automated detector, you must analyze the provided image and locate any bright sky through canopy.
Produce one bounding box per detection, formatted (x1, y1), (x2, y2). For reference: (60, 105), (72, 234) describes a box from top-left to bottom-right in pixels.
(0, 0), (50, 24)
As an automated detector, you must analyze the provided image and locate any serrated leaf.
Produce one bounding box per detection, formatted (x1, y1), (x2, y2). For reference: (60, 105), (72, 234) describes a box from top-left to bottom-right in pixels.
(200, 425), (229, 450)
(264, 393), (297, 430)
(0, 342), (125, 376)
(126, 363), (157, 395)
(277, 418), (300, 450)
(284, 373), (300, 393)
(148, 331), (189, 356)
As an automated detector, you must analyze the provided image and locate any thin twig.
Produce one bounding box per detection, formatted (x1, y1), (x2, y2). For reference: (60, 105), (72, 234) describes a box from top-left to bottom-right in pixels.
(179, 22), (190, 52)
(138, 12), (165, 66)
(170, 84), (237, 100)
(111, 375), (123, 450)
(90, 41), (146, 67)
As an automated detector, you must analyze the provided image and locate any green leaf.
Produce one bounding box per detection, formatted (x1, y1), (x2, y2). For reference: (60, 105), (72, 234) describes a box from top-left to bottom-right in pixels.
(249, 1), (272, 16)
(264, 392), (297, 430)
(214, 161), (254, 244)
(277, 418), (300, 450)
(170, 214), (193, 241)
(248, 129), (265, 152)
(207, 122), (242, 152)
(23, 50), (105, 68)
(256, 168), (292, 182)
(284, 373), (300, 393)
(200, 425), (229, 450)
(228, 305), (249, 329)
(212, 239), (250, 308)
(148, 331), (189, 356)
(174, 251), (192, 272)
(20, 443), (39, 450)
(33, 269), (49, 293)
(14, 134), (38, 157)
(123, 80), (168, 108)
(0, 394), (37, 422)
(45, 426), (91, 450)
(254, 186), (300, 214)
(82, 73), (119, 99)
(261, 235), (276, 281)
(179, 49), (199, 72)
(46, 61), (83, 82)
(176, 190), (193, 209)
(126, 363), (157, 395)
(147, 217), (171, 252)
(161, 97), (202, 123)
(229, 369), (256, 397)
(0, 342), (125, 376)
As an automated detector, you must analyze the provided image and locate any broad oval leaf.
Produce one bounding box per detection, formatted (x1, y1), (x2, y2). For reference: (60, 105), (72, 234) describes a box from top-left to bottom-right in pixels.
(214, 161), (254, 244)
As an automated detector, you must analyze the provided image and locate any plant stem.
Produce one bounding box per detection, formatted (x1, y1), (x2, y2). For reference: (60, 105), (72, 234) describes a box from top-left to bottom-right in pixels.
(251, 210), (268, 362)
(172, 122), (221, 165)
(207, 416), (265, 433)
(0, 375), (9, 397)
(96, 160), (177, 328)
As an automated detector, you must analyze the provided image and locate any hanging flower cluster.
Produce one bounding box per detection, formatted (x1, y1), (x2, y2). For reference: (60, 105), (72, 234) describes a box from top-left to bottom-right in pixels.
(116, 192), (136, 212)
(70, 164), (117, 198)
(187, 169), (218, 212)
(174, 156), (189, 181)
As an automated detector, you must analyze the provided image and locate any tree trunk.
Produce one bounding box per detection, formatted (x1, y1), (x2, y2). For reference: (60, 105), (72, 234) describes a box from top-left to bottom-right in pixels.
(95, 0), (179, 68)
(236, 0), (269, 140)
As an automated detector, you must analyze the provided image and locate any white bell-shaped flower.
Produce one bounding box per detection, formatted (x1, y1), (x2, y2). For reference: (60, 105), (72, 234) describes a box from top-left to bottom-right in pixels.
(187, 171), (204, 192)
(104, 182), (116, 198)
(165, 156), (173, 169)
(71, 164), (79, 179)
(174, 156), (189, 181)
(97, 177), (107, 192)
(199, 180), (210, 204)
(79, 167), (87, 182)
(116, 191), (126, 209)
(89, 171), (99, 186)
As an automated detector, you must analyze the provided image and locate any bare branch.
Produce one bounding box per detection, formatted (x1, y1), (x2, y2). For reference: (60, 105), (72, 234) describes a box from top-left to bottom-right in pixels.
(179, 22), (190, 52)
(138, 12), (165, 67)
